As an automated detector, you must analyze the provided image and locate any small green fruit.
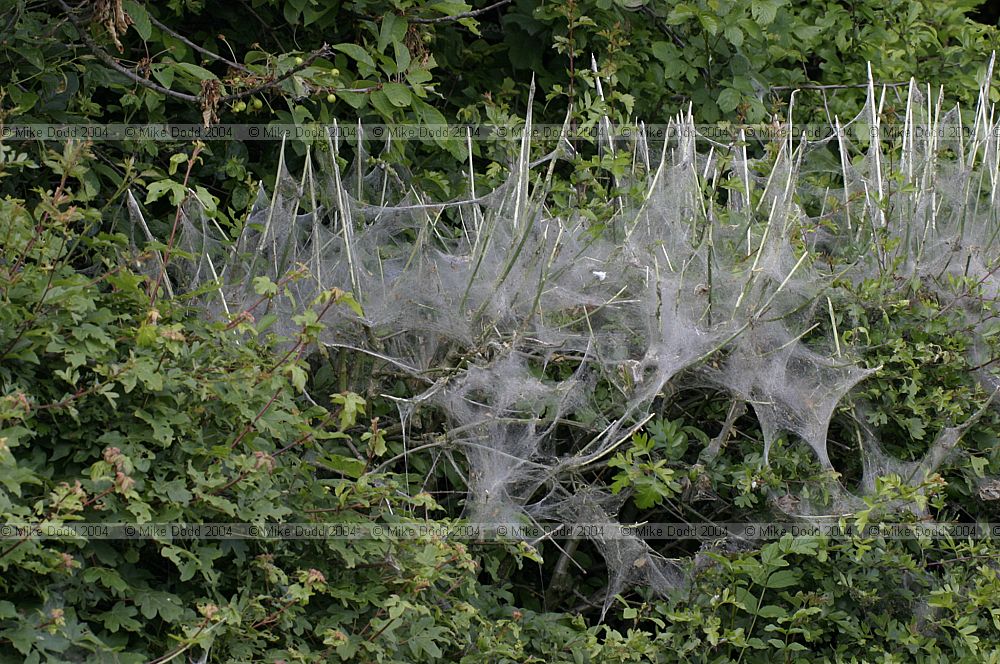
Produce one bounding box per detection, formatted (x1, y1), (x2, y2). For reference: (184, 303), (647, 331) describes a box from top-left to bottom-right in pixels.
(327, 93), (337, 103)
(252, 98), (263, 110)
(295, 56), (304, 65)
(330, 68), (340, 76)
(233, 101), (246, 112)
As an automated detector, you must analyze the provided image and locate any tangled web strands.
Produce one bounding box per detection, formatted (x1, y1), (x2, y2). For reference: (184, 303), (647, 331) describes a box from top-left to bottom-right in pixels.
(141, 67), (1000, 614)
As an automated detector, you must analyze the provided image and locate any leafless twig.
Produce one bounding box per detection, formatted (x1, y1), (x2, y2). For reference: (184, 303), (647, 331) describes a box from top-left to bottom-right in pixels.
(410, 0), (512, 24)
(148, 14), (252, 74)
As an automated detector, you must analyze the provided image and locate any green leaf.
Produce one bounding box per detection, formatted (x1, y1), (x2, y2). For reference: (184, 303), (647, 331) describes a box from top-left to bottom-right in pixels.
(97, 602), (141, 632)
(8, 87), (38, 113)
(1, 624), (34, 655)
(970, 455), (989, 478)
(133, 356), (164, 391)
(793, 24), (823, 42)
(151, 64), (175, 89)
(137, 591), (185, 621)
(174, 62), (217, 82)
(83, 567), (130, 594)
(123, 0), (152, 40)
(332, 43), (375, 68)
(319, 453), (366, 478)
(760, 542), (786, 568)
(383, 82), (412, 107)
(717, 87), (742, 113)
(757, 605), (787, 618)
(779, 533), (819, 556)
(283, 1), (301, 24)
(903, 416), (926, 440)
(369, 90), (397, 118)
(378, 13), (408, 55)
(145, 179), (187, 206)
(764, 569), (801, 588)
(394, 40), (412, 73)
(724, 25), (744, 48)
(650, 41), (678, 64)
(338, 292), (364, 317)
(136, 408), (175, 445)
(168, 152), (187, 175)
(666, 4), (697, 24)
(13, 46), (44, 71)
(431, 1), (472, 15)
(362, 427), (387, 457)
(193, 185), (217, 213)
(410, 633), (443, 659)
(161, 479), (193, 504)
(698, 13), (719, 35)
(287, 363), (308, 391)
(337, 87), (367, 109)
(161, 544), (200, 581)
(331, 392), (366, 430)
(412, 99), (455, 151)
(253, 276), (278, 297)
(751, 0), (780, 26)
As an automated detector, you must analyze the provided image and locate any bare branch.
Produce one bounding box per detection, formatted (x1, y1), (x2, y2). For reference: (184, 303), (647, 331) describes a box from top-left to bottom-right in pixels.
(410, 0), (512, 24)
(148, 14), (252, 74)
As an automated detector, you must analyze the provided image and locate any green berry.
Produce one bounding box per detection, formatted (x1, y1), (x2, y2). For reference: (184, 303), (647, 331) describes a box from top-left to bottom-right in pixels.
(295, 56), (304, 65)
(252, 98), (263, 110)
(327, 93), (337, 103)
(233, 101), (246, 112)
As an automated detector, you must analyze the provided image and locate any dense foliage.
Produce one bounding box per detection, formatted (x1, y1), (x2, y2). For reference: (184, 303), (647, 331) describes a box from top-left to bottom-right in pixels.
(4, 0), (999, 215)
(6, 1), (1000, 662)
